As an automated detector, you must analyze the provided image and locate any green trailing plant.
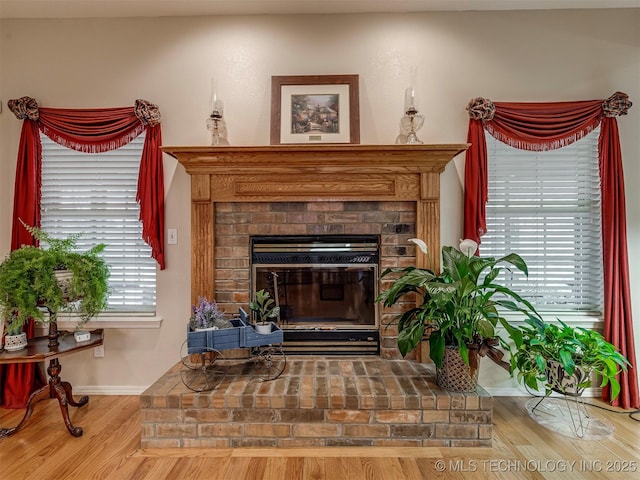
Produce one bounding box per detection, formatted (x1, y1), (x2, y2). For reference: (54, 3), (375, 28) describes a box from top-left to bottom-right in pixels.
(509, 316), (630, 400)
(376, 238), (539, 371)
(0, 222), (110, 334)
(249, 289), (280, 325)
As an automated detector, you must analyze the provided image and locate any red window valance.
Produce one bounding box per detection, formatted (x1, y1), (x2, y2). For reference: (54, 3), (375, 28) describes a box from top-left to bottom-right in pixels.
(7, 97), (165, 269)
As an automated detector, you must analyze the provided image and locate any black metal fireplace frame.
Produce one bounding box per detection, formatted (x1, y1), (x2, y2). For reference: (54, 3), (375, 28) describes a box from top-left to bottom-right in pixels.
(250, 235), (380, 355)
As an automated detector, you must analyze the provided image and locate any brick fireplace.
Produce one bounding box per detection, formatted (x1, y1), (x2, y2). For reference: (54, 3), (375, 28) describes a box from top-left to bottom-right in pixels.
(144, 144), (499, 449)
(162, 144), (469, 360)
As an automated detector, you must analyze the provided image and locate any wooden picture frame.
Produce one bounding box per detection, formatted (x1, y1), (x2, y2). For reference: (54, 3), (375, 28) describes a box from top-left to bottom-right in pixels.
(270, 74), (360, 145)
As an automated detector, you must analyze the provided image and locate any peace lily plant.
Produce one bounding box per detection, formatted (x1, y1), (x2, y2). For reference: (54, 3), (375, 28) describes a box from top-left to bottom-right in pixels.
(377, 238), (539, 374)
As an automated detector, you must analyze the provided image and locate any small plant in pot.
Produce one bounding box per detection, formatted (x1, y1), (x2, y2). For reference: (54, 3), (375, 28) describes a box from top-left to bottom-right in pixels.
(249, 289), (280, 334)
(509, 316), (630, 400)
(2, 311), (29, 351)
(189, 297), (231, 331)
(0, 222), (110, 347)
(376, 238), (539, 392)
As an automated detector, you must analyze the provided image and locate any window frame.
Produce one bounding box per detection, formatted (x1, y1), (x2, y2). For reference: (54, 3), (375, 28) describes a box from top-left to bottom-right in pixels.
(38, 132), (162, 329)
(482, 128), (604, 322)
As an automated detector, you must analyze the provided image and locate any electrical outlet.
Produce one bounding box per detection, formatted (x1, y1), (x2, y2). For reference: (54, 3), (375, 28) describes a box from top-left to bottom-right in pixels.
(93, 345), (105, 358)
(168, 228), (177, 245)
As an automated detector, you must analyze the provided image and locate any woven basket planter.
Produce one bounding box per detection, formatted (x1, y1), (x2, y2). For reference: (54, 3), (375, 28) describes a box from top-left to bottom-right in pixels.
(436, 345), (479, 392)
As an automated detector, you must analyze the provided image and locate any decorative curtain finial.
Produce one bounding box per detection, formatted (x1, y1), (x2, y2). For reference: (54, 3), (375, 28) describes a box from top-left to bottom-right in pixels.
(467, 97), (495, 121)
(134, 99), (161, 126)
(8, 96), (39, 121)
(603, 92), (632, 117)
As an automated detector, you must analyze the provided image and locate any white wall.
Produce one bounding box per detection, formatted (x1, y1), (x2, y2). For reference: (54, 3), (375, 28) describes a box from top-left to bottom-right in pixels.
(1, 9), (638, 395)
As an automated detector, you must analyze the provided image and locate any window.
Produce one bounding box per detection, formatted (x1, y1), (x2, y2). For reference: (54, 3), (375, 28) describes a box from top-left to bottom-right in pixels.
(482, 128), (603, 314)
(40, 132), (156, 314)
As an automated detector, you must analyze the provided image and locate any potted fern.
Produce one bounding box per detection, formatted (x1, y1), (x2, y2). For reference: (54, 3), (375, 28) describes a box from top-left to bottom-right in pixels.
(0, 223), (110, 347)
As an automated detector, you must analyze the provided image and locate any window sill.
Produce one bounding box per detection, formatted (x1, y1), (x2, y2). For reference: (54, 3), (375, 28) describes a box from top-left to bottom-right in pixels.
(55, 314), (163, 330)
(497, 312), (603, 331)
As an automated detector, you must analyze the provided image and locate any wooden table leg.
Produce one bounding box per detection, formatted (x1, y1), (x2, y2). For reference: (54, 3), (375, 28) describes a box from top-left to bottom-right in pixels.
(0, 358), (89, 438)
(0, 383), (51, 438)
(47, 358), (88, 437)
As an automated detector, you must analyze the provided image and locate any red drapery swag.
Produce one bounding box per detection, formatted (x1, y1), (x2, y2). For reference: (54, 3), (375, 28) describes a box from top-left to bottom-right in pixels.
(463, 93), (639, 409)
(1, 98), (165, 408)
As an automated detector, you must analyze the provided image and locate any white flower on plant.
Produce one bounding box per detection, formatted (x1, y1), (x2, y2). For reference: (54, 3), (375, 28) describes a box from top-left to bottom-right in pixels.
(408, 238), (428, 255)
(459, 238), (478, 257)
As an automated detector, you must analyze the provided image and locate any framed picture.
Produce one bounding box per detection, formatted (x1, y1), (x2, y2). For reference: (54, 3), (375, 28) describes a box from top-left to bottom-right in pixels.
(270, 74), (360, 145)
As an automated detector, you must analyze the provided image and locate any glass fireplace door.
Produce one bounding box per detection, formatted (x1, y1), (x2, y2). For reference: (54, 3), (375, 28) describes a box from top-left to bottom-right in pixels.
(252, 264), (377, 328)
(250, 235), (380, 333)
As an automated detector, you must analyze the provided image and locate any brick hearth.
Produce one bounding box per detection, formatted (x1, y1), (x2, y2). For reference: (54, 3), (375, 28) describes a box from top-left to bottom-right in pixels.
(140, 358), (493, 448)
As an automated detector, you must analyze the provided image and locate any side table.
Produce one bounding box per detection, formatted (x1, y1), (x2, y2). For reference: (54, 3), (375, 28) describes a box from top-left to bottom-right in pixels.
(0, 329), (103, 438)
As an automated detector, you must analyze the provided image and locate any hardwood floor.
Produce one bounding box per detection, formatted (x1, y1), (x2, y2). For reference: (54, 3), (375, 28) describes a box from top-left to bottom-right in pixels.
(1, 395), (639, 479)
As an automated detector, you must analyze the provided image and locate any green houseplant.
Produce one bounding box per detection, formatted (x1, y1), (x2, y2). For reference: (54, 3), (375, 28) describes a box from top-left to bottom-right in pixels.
(377, 238), (539, 391)
(509, 316), (630, 400)
(0, 223), (110, 340)
(249, 289), (280, 334)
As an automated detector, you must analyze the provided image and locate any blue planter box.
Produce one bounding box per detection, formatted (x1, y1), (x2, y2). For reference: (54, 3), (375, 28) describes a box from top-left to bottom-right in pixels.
(186, 316), (283, 354)
(236, 308), (284, 347)
(243, 320), (284, 348)
(186, 318), (243, 354)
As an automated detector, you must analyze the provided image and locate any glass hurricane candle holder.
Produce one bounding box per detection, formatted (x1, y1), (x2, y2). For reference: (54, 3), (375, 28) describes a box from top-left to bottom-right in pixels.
(396, 85), (424, 144)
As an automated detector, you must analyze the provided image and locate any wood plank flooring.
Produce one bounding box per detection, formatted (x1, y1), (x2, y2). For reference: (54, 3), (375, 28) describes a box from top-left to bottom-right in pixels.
(1, 395), (639, 479)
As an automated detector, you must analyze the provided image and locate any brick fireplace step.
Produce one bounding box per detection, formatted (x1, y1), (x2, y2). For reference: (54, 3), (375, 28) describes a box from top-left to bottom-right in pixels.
(140, 358), (493, 448)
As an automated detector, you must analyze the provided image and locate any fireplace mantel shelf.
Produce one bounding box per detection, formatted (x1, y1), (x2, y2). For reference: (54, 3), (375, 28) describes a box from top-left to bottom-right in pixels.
(166, 143), (469, 306)
(162, 144), (469, 175)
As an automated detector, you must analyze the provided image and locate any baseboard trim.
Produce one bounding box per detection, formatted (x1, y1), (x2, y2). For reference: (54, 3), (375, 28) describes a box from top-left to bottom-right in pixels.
(483, 386), (603, 398)
(72, 386), (149, 396)
(73, 385), (603, 398)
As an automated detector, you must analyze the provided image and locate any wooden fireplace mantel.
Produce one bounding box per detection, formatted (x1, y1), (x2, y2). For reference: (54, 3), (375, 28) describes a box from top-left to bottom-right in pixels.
(162, 144), (469, 301)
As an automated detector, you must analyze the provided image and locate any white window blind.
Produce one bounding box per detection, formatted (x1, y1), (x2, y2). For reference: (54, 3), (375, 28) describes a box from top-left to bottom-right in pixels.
(40, 132), (156, 314)
(482, 128), (603, 314)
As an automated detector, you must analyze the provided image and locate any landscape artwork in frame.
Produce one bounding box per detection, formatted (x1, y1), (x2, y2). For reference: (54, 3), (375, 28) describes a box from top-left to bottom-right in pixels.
(270, 74), (360, 145)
